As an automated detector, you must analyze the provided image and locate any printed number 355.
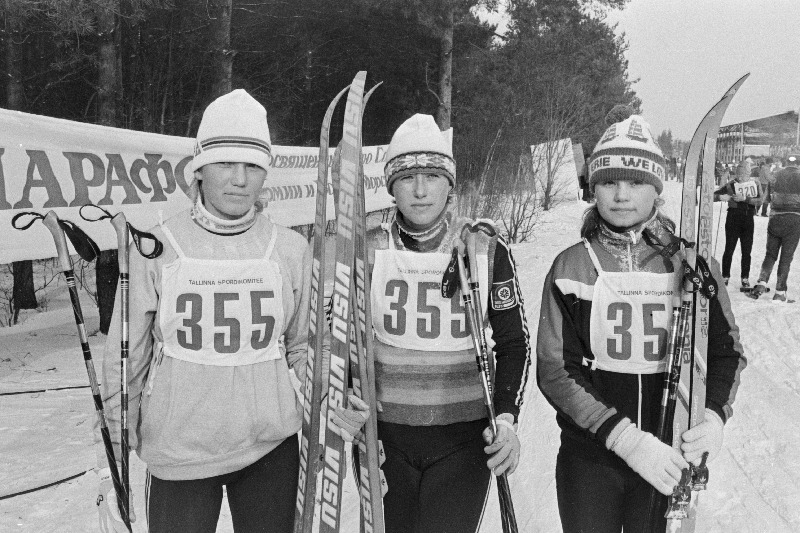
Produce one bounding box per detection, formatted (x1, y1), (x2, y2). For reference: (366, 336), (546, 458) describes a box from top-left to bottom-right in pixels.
(384, 280), (469, 339)
(176, 291), (275, 354)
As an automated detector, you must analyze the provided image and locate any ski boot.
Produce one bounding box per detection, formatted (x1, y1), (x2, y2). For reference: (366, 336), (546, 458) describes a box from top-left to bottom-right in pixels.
(773, 291), (787, 302)
(747, 282), (767, 299)
(723, 277), (729, 286)
(740, 278), (750, 291)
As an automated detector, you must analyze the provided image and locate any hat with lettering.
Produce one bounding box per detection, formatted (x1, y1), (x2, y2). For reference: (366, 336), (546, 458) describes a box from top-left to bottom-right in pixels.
(190, 89), (272, 173)
(384, 114), (455, 195)
(588, 114), (665, 194)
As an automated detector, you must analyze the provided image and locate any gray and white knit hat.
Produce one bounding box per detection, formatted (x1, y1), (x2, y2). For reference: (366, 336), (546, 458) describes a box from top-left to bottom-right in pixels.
(588, 114), (666, 194)
(384, 114), (455, 195)
(190, 89), (272, 173)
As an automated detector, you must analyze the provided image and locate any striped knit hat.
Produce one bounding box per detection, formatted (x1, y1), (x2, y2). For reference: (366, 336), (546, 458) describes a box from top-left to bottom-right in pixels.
(384, 114), (455, 195)
(588, 114), (666, 194)
(190, 89), (272, 173)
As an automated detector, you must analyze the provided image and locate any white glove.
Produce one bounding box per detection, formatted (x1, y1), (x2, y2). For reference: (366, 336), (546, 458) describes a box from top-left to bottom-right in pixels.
(330, 393), (370, 443)
(610, 423), (689, 496)
(483, 414), (521, 476)
(97, 465), (135, 532)
(681, 408), (724, 465)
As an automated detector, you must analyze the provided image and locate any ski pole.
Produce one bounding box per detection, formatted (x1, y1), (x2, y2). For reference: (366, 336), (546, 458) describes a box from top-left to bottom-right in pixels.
(12, 210), (131, 532)
(79, 203), (164, 526)
(713, 201), (723, 257)
(645, 294), (687, 529)
(110, 212), (131, 526)
(455, 239), (519, 533)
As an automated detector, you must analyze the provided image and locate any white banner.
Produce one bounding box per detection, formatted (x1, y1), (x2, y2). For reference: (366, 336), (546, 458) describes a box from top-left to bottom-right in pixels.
(0, 108), (393, 263)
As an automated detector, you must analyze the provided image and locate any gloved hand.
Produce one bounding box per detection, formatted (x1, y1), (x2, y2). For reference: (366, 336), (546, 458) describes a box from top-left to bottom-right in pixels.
(610, 423), (689, 496)
(681, 408), (724, 465)
(330, 393), (370, 443)
(97, 465), (135, 532)
(483, 414), (521, 476)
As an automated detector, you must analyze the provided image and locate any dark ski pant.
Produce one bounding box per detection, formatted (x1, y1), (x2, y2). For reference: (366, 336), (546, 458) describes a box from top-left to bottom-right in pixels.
(556, 444), (668, 533)
(145, 433), (298, 533)
(758, 214), (800, 292)
(379, 418), (491, 533)
(722, 208), (755, 279)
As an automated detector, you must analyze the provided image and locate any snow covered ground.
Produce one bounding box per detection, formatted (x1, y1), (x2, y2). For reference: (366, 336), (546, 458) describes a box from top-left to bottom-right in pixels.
(1, 180), (799, 532)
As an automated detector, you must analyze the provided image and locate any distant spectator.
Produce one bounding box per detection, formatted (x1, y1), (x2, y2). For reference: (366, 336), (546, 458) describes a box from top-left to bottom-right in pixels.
(749, 154), (800, 301)
(715, 160), (763, 289)
(758, 158), (775, 216)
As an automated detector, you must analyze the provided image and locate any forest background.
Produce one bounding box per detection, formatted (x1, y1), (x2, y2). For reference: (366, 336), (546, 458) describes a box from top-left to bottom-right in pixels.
(0, 0), (644, 329)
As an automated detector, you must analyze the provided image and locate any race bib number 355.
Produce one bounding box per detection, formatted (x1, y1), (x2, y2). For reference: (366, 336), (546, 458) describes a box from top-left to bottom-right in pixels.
(175, 290), (276, 354)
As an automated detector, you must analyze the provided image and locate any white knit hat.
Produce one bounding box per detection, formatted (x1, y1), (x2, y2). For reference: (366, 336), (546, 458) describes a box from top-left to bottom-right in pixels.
(384, 114), (455, 195)
(190, 89), (272, 173)
(588, 114), (666, 194)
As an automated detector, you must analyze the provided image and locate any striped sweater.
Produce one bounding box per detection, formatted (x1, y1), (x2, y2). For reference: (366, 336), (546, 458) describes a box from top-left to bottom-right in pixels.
(368, 214), (531, 426)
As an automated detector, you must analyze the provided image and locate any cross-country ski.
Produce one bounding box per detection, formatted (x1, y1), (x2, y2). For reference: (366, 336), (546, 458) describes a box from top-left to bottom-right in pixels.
(2, 3), (799, 533)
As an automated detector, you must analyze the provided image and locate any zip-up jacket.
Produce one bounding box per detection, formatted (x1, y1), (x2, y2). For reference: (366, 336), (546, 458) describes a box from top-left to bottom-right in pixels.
(537, 215), (747, 460)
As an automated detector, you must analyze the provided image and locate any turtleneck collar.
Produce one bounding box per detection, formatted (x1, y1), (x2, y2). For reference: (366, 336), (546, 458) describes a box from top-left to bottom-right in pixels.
(191, 196), (258, 235)
(599, 208), (659, 245)
(394, 207), (451, 253)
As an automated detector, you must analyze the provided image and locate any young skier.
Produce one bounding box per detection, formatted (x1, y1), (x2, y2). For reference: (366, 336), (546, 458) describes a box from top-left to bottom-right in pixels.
(343, 113), (531, 533)
(749, 154), (800, 301)
(95, 89), (311, 532)
(537, 114), (747, 533)
(716, 159), (763, 289)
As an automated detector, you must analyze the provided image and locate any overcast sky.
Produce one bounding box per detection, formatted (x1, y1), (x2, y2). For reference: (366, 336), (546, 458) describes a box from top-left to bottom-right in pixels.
(605, 0), (800, 141)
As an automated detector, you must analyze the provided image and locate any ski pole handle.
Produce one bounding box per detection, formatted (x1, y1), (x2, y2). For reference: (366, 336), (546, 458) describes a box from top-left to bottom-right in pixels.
(110, 213), (129, 275)
(466, 231), (494, 391)
(41, 211), (73, 274)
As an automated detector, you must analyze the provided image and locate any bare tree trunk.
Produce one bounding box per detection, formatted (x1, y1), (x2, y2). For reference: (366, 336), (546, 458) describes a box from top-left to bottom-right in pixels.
(4, 2), (37, 321)
(94, 0), (121, 334)
(436, 5), (453, 131)
(95, 1), (118, 127)
(209, 0), (233, 99)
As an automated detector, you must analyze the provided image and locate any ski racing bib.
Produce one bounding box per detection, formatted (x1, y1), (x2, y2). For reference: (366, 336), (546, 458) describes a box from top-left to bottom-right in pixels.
(158, 225), (284, 366)
(371, 238), (489, 352)
(585, 240), (679, 374)
(733, 180), (759, 199)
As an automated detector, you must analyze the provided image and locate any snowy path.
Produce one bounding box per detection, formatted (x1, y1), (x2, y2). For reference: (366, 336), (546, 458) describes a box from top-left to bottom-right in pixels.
(2, 182), (800, 532)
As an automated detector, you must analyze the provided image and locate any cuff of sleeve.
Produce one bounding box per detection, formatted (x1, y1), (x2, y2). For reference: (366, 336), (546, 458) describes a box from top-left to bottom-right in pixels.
(604, 417), (634, 450)
(704, 407), (724, 429)
(494, 403), (519, 424)
(705, 401), (728, 425)
(496, 412), (517, 432)
(596, 412), (626, 446)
